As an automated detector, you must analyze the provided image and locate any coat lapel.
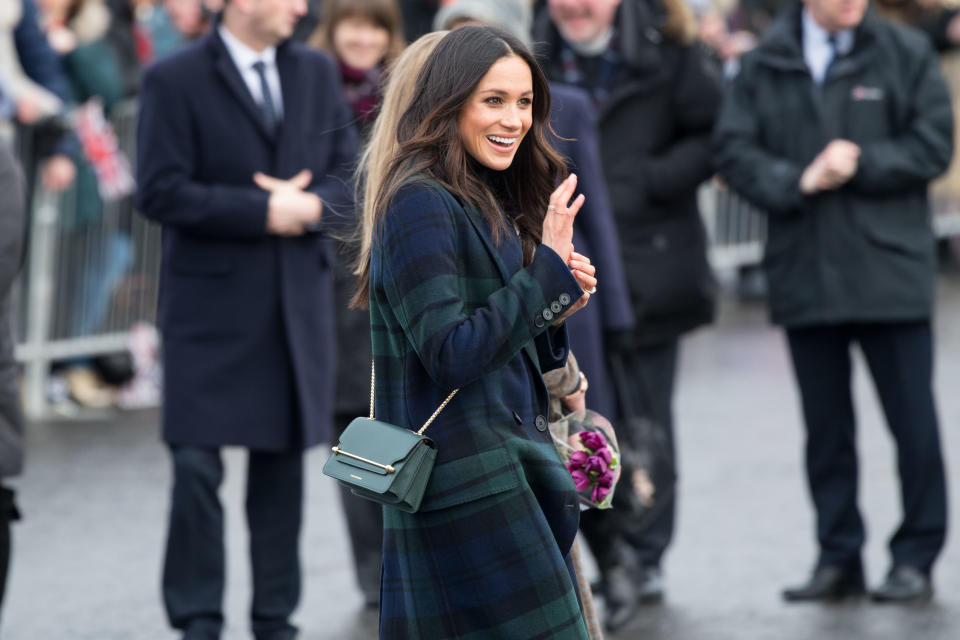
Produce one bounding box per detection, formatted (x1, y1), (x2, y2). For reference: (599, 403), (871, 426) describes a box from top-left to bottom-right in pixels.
(209, 33), (277, 143)
(274, 44), (302, 172)
(460, 204), (542, 370)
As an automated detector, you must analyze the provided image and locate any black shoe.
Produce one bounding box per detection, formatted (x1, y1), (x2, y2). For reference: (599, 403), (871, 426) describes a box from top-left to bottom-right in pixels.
(181, 617), (222, 640)
(782, 565), (865, 602)
(636, 565), (664, 603)
(871, 566), (933, 603)
(602, 566), (640, 632)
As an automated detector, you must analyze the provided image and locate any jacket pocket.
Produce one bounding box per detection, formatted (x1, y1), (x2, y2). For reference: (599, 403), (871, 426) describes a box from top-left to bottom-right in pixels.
(855, 204), (933, 258)
(419, 448), (521, 512)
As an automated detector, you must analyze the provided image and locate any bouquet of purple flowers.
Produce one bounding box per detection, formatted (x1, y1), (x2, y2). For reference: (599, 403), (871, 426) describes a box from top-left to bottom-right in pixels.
(549, 410), (620, 509)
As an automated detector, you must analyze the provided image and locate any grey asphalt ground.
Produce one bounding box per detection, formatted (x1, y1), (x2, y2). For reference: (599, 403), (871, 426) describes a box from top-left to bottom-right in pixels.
(3, 274), (960, 640)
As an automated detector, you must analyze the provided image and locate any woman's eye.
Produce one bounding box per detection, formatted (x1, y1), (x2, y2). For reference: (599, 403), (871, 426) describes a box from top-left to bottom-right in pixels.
(484, 96), (503, 105)
(518, 98), (532, 107)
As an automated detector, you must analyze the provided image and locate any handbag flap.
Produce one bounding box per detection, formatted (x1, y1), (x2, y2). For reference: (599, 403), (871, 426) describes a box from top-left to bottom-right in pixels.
(334, 417), (433, 475)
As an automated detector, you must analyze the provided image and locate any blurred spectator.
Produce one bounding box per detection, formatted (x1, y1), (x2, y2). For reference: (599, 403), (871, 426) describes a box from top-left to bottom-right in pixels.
(713, 0), (951, 603)
(0, 124), (26, 627)
(136, 0), (358, 635)
(2, 0), (77, 192)
(162, 0), (212, 42)
(38, 0), (141, 408)
(307, 0), (404, 609)
(534, 0), (720, 628)
(309, 0), (404, 131)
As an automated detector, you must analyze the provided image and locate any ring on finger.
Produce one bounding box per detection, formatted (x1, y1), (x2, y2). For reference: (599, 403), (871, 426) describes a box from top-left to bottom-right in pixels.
(547, 205), (557, 211)
(586, 286), (597, 294)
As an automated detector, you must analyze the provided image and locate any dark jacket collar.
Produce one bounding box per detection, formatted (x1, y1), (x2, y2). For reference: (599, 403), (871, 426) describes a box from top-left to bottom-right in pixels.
(753, 4), (880, 73)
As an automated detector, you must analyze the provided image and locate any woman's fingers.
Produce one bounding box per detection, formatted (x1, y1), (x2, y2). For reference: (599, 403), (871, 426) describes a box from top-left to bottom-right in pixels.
(573, 269), (597, 292)
(566, 193), (586, 220)
(570, 251), (592, 267)
(569, 259), (595, 277)
(559, 173), (578, 209)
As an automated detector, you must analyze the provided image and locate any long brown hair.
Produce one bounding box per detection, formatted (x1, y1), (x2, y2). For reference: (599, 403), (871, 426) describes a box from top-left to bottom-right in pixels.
(352, 26), (567, 308)
(351, 32), (448, 299)
(308, 0), (406, 65)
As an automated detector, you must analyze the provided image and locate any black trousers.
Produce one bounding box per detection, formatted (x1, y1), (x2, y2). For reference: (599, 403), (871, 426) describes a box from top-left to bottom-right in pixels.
(163, 446), (303, 639)
(581, 340), (679, 571)
(786, 321), (947, 573)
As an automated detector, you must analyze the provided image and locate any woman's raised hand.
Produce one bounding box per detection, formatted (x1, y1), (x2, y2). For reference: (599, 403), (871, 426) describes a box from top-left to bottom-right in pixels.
(541, 174), (586, 260)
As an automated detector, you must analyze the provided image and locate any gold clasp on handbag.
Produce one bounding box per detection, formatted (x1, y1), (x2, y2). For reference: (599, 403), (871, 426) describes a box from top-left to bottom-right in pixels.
(331, 446), (395, 474)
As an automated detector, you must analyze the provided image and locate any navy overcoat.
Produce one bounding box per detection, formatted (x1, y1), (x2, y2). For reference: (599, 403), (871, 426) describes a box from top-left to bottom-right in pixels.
(371, 180), (589, 638)
(136, 30), (358, 450)
(549, 83), (635, 418)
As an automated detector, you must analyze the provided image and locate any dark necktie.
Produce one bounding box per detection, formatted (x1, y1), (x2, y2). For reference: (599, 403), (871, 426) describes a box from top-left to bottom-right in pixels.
(825, 34), (840, 81)
(252, 60), (278, 132)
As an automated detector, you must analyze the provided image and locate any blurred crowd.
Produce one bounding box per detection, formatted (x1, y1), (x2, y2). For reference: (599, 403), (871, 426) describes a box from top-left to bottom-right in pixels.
(1, 0), (958, 636)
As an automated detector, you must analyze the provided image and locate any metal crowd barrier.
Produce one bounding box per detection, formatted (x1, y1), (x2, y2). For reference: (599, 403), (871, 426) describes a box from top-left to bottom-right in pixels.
(9, 99), (960, 420)
(12, 100), (162, 419)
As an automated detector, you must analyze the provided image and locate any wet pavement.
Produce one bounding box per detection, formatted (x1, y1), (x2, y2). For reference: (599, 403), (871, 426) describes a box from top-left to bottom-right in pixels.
(3, 273), (960, 640)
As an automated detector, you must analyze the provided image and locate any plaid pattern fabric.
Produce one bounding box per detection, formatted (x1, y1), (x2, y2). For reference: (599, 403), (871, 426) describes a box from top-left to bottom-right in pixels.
(370, 180), (588, 638)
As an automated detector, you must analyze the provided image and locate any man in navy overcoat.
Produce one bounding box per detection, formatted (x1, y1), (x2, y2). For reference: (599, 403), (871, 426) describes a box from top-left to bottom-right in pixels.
(135, 0), (358, 637)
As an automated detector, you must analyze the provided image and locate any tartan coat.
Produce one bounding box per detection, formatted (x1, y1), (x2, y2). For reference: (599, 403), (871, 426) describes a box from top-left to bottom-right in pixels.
(370, 179), (589, 639)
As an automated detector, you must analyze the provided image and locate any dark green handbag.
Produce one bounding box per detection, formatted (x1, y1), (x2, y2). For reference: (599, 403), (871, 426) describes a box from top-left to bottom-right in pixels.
(322, 364), (458, 513)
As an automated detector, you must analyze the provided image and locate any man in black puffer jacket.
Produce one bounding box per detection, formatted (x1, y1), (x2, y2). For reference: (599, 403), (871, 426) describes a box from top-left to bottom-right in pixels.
(714, 0), (951, 604)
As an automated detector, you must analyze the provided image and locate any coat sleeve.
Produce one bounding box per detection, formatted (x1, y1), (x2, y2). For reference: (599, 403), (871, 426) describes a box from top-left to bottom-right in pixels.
(556, 88), (635, 332)
(711, 56), (807, 216)
(849, 42), (954, 195)
(374, 185), (583, 390)
(641, 45), (721, 202)
(135, 65), (271, 239)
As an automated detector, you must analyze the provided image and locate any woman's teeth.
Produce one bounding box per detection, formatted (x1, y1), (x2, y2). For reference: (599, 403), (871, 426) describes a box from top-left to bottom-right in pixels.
(487, 135), (516, 146)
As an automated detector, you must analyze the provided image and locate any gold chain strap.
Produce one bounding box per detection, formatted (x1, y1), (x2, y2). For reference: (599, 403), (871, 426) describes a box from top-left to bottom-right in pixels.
(369, 361), (459, 435)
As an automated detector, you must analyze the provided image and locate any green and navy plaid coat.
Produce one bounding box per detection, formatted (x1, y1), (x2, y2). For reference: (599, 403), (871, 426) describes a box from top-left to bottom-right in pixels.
(370, 180), (589, 639)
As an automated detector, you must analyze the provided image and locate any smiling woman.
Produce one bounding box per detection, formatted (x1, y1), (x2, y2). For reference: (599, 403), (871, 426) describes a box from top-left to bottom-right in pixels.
(354, 25), (594, 640)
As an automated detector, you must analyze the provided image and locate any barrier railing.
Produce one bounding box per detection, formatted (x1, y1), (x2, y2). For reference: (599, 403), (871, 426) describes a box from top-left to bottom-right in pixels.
(12, 100), (162, 419)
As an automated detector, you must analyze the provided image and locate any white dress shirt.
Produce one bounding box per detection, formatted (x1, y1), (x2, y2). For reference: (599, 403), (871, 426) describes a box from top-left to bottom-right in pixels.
(802, 10), (854, 85)
(218, 25), (284, 119)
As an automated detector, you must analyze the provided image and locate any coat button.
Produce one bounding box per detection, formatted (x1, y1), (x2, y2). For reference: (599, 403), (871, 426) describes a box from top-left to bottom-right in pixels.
(534, 415), (548, 431)
(558, 293), (571, 305)
(550, 301), (562, 314)
(542, 308), (554, 321)
(534, 316), (546, 328)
